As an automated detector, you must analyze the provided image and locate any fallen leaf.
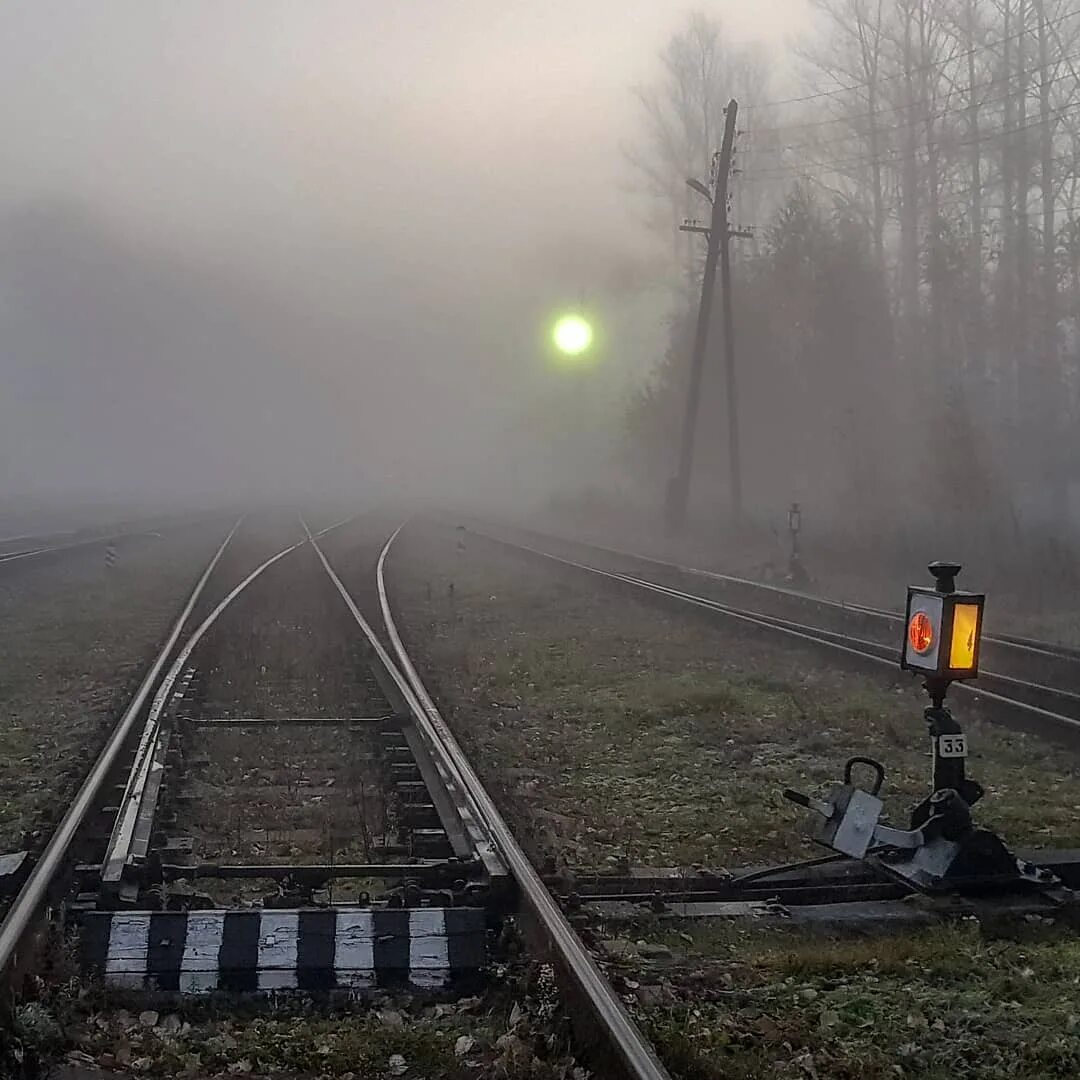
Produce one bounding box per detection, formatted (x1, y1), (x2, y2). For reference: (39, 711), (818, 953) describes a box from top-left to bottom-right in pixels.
(455, 1035), (476, 1056)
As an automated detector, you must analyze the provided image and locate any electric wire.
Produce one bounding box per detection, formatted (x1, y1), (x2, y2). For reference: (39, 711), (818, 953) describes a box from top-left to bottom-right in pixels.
(740, 100), (1080, 181)
(743, 4), (1080, 113)
(742, 48), (1080, 161)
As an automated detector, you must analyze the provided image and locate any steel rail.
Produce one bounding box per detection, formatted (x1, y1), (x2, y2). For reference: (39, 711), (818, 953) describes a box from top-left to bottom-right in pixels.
(375, 525), (672, 1080)
(651, 585), (1080, 712)
(0, 524), (166, 567)
(101, 537), (309, 883)
(0, 517), (242, 979)
(824, 597), (1080, 661)
(101, 512), (364, 886)
(299, 518), (506, 883)
(474, 531), (1080, 737)
(492, 523), (1080, 664)
(764, 591), (1080, 663)
(0, 547), (46, 563)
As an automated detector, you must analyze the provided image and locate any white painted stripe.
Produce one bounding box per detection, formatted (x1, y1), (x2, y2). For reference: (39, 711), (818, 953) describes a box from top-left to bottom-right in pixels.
(179, 911), (226, 994)
(408, 908), (450, 989)
(334, 908), (375, 989)
(257, 911), (299, 991)
(104, 913), (151, 989)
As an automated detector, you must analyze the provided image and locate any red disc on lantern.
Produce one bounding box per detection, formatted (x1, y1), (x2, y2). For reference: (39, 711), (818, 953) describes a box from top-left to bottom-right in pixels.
(908, 611), (934, 655)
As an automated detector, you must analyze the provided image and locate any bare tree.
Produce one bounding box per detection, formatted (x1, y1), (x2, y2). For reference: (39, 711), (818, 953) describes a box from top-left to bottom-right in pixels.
(627, 0), (1080, 539)
(626, 12), (770, 290)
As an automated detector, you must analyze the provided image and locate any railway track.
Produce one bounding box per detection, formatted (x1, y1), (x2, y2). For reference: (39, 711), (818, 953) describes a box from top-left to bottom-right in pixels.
(8, 511), (1078, 1078)
(0, 513), (671, 1080)
(0, 518), (186, 569)
(466, 521), (1080, 745)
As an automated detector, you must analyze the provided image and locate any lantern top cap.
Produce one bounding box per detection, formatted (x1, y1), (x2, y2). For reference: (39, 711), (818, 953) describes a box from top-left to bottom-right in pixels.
(928, 561), (963, 593)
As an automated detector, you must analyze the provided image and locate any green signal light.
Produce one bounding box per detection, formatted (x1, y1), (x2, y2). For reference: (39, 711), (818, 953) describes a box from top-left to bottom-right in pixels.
(552, 313), (593, 357)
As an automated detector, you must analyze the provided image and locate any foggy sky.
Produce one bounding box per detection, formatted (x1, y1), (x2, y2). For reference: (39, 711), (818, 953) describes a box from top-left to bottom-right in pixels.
(0, 1), (807, 501)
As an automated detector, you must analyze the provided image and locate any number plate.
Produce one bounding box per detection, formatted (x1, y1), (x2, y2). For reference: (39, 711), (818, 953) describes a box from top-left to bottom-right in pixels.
(938, 733), (968, 758)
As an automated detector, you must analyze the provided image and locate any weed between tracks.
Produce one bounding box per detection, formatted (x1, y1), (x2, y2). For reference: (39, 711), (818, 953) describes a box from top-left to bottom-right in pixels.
(183, 727), (395, 857)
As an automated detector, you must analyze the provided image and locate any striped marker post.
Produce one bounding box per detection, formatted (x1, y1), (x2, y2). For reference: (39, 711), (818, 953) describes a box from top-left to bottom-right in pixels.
(80, 906), (487, 994)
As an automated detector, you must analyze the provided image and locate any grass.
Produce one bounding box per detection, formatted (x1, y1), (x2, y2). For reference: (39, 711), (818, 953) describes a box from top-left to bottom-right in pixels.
(387, 525), (1080, 1079)
(10, 960), (581, 1080)
(182, 725), (394, 866)
(0, 525), (226, 852)
(390, 529), (1080, 872)
(621, 919), (1080, 1079)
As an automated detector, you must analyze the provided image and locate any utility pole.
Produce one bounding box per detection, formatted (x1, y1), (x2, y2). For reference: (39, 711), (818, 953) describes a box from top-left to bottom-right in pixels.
(666, 98), (747, 531)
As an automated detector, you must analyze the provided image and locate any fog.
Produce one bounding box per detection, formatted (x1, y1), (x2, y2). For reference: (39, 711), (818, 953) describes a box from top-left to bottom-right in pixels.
(0, 1), (802, 508)
(8, 0), (1076, 573)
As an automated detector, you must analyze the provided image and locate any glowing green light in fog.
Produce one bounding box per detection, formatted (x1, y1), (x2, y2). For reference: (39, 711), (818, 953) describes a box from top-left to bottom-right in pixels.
(552, 313), (593, 356)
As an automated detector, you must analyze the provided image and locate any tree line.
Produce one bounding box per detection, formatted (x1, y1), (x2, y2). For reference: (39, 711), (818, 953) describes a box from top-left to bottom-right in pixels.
(626, 3), (1080, 553)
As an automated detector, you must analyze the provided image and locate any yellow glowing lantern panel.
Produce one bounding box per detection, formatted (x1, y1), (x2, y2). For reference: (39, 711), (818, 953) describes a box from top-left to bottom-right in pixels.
(948, 603), (980, 671)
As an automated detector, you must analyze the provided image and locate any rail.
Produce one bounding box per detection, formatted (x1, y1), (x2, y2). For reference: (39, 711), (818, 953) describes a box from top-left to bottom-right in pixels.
(0, 513), (371, 981)
(373, 525), (672, 1080)
(0, 518), (242, 979)
(470, 527), (1080, 738)
(0, 521), (181, 567)
(493, 524), (1080, 663)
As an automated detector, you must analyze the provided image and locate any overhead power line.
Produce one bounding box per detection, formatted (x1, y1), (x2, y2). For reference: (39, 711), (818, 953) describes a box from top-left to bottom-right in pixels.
(740, 100), (1080, 182)
(742, 4), (1080, 113)
(745, 44), (1080, 144)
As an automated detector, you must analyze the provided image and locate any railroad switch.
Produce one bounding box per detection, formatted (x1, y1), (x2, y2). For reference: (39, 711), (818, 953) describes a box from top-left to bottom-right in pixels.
(783, 562), (1064, 898)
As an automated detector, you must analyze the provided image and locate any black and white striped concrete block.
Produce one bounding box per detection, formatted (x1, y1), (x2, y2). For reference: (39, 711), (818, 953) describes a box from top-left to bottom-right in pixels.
(80, 907), (487, 994)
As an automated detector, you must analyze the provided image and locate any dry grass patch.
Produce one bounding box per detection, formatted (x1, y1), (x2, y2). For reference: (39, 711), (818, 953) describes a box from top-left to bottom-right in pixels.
(616, 918), (1080, 1079)
(389, 526), (1080, 871)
